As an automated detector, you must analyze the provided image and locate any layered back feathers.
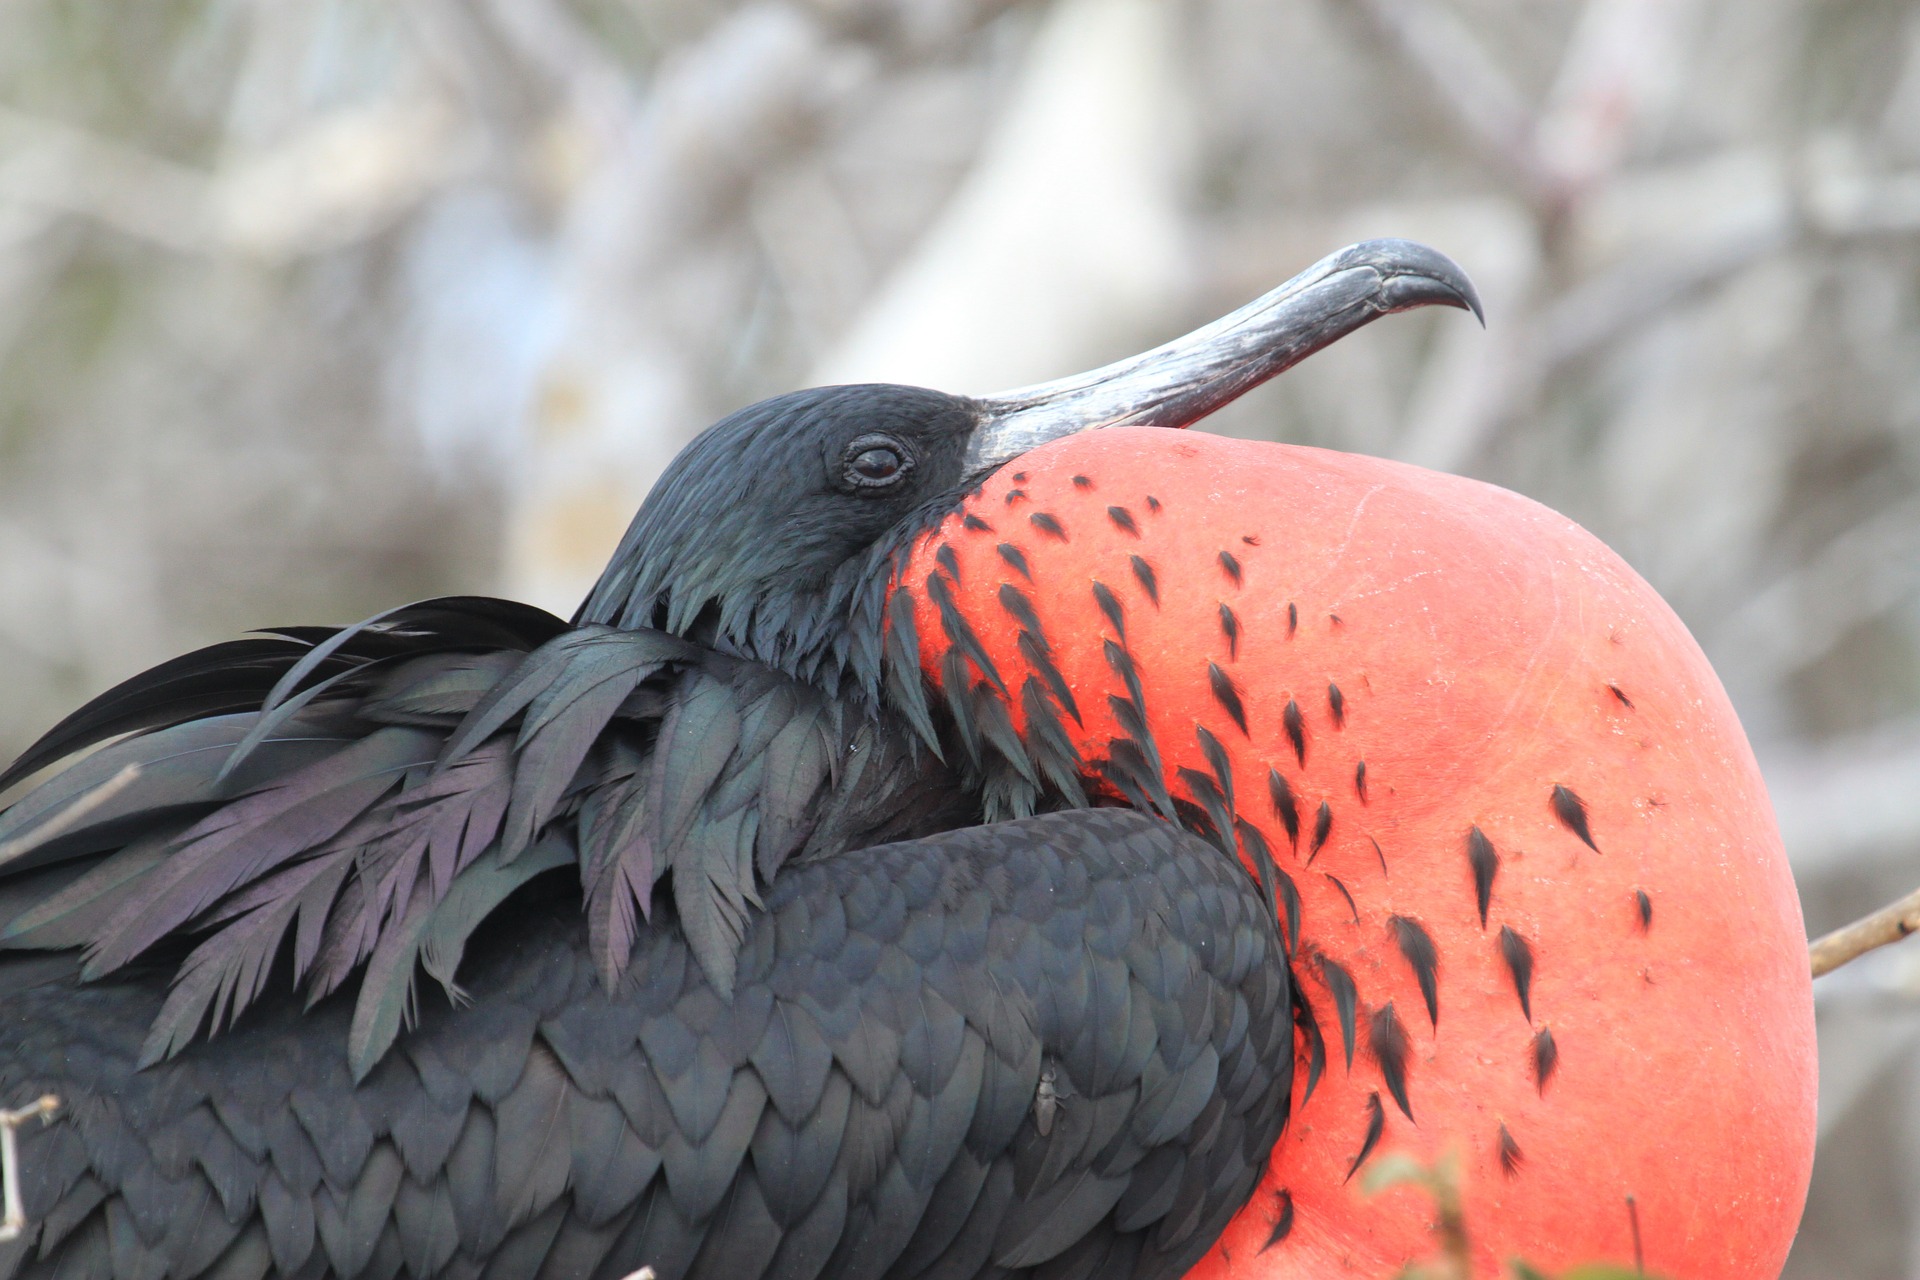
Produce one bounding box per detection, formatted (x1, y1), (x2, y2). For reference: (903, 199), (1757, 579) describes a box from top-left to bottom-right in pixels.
(0, 599), (971, 1080)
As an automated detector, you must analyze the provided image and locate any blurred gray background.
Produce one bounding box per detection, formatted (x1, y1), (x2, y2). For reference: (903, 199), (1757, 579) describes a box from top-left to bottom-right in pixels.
(0, 0), (1916, 1271)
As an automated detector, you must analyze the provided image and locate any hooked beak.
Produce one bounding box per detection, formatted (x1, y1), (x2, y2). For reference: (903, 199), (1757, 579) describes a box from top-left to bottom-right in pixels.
(962, 239), (1482, 477)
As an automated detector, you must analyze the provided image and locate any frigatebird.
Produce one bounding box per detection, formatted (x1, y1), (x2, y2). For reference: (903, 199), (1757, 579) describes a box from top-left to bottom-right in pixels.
(1, 229), (1822, 1277)
(0, 242), (1482, 1280)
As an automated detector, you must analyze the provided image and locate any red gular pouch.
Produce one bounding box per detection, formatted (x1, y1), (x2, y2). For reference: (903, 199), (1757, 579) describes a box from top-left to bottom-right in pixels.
(900, 426), (1815, 1280)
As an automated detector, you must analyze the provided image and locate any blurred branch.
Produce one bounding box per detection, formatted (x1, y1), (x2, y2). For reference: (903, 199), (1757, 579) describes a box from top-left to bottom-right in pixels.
(1805, 140), (1920, 237)
(1533, 0), (1695, 195)
(1766, 718), (1920, 877)
(0, 1095), (59, 1244)
(1536, 217), (1792, 368)
(1812, 887), (1920, 977)
(1351, 0), (1549, 199)
(477, 0), (644, 134)
(0, 98), (472, 259)
(0, 208), (75, 368)
(1715, 496), (1920, 685)
(1355, 0), (1696, 218)
(0, 107), (212, 252)
(216, 98), (478, 257)
(501, 0), (1042, 608)
(1533, 142), (1920, 370)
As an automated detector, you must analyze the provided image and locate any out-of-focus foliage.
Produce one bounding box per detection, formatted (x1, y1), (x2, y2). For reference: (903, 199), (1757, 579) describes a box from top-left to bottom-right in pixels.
(1, 0), (1918, 1269)
(1364, 1151), (1666, 1280)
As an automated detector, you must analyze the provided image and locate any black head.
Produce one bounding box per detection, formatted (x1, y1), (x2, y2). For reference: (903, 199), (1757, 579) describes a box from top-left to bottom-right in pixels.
(576, 384), (984, 688)
(571, 240), (1481, 700)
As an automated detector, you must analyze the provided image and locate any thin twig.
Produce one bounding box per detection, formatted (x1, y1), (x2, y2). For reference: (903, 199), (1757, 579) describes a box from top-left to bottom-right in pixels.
(1350, 0), (1551, 201)
(0, 1095), (60, 1244)
(1535, 216), (1795, 370)
(1811, 886), (1920, 978)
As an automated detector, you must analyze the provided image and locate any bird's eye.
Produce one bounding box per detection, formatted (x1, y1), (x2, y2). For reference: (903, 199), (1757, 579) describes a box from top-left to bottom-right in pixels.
(840, 436), (913, 491)
(853, 448), (899, 479)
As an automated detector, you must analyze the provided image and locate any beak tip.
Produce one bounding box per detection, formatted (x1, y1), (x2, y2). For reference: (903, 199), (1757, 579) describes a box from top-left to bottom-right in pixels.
(1350, 238), (1485, 326)
(1452, 275), (1487, 325)
(1459, 284), (1487, 327)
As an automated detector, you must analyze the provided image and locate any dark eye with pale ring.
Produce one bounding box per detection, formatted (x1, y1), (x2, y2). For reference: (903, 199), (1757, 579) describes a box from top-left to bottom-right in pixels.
(841, 436), (912, 490)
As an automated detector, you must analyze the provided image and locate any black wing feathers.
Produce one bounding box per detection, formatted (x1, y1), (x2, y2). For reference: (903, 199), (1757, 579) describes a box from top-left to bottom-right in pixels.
(2, 810), (1293, 1280)
(44, 597), (564, 794)
(1, 571), (1301, 1280)
(0, 638), (325, 794)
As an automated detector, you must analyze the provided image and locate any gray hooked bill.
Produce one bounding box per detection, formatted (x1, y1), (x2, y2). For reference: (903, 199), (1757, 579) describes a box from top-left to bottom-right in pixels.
(962, 238), (1482, 478)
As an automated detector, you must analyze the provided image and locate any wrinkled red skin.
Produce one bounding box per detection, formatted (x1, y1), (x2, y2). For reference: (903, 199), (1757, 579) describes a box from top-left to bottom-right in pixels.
(902, 429), (1815, 1279)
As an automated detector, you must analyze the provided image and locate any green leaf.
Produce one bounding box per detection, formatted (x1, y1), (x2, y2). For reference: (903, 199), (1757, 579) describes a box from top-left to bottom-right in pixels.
(1362, 1153), (1434, 1196)
(1508, 1265), (1665, 1280)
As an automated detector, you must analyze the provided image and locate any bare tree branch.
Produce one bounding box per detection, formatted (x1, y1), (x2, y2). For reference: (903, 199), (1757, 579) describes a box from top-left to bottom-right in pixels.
(1536, 217), (1794, 369)
(0, 1095), (59, 1244)
(1351, 0), (1550, 200)
(1713, 496), (1920, 690)
(1813, 888), (1920, 978)
(0, 100), (473, 259)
